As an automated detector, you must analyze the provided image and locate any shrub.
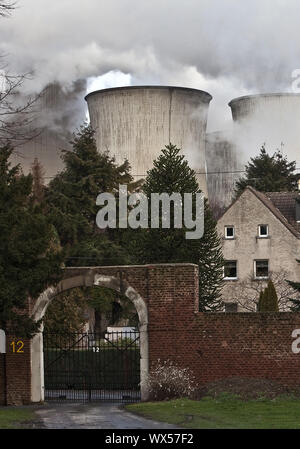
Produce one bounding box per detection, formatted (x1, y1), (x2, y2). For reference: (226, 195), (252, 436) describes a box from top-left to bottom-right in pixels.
(258, 280), (279, 312)
(146, 359), (198, 401)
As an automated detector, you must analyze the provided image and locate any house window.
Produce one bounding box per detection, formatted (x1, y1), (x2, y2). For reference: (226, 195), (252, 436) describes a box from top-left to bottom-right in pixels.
(224, 302), (238, 313)
(225, 226), (235, 239)
(258, 224), (269, 237)
(254, 260), (269, 279)
(224, 261), (237, 279)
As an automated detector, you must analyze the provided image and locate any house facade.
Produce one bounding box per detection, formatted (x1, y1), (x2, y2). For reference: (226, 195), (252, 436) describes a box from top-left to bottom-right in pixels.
(217, 186), (300, 312)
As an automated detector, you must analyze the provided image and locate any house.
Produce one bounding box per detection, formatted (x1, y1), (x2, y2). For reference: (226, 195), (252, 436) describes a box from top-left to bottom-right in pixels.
(217, 186), (300, 312)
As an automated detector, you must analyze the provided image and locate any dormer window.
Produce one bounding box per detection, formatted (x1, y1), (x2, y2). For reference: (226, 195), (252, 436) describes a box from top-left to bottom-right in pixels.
(258, 224), (269, 238)
(225, 226), (235, 239)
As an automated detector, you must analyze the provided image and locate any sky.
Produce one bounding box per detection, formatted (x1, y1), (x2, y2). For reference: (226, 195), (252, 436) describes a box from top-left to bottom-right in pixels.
(1, 0), (300, 160)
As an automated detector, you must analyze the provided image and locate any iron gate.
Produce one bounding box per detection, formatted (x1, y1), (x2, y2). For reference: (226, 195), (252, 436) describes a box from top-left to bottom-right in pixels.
(43, 330), (140, 403)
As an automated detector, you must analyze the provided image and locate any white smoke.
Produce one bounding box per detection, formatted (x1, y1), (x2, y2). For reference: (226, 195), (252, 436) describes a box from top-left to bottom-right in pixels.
(2, 0), (300, 168)
(231, 99), (300, 166)
(2, 1), (300, 93)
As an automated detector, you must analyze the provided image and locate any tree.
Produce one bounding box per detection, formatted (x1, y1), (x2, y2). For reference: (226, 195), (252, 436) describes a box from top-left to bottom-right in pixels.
(0, 1), (39, 146)
(45, 124), (135, 266)
(287, 260), (300, 311)
(235, 145), (297, 196)
(228, 270), (298, 312)
(31, 158), (46, 205)
(44, 289), (88, 335)
(257, 291), (264, 312)
(86, 287), (138, 330)
(44, 285), (138, 335)
(124, 143), (224, 311)
(0, 144), (63, 337)
(0, 1), (15, 17)
(257, 280), (279, 312)
(43, 125), (141, 333)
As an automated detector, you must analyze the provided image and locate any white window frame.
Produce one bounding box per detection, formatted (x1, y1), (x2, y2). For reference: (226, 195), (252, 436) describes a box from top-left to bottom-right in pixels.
(225, 226), (235, 239)
(223, 260), (238, 280)
(258, 224), (269, 238)
(254, 259), (269, 279)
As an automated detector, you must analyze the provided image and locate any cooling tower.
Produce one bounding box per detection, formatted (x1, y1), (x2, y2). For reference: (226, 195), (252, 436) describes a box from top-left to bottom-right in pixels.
(229, 93), (300, 162)
(85, 86), (212, 195)
(205, 131), (242, 213)
(13, 82), (86, 180)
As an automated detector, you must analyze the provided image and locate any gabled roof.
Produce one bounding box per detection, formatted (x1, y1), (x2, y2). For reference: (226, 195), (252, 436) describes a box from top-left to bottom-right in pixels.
(219, 186), (300, 239)
(265, 191), (300, 234)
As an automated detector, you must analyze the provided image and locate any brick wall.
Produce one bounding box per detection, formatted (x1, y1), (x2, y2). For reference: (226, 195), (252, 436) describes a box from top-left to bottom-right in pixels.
(0, 354), (5, 405)
(151, 312), (300, 387)
(0, 299), (33, 405)
(0, 337), (31, 406)
(144, 266), (300, 387)
(4, 337), (31, 405)
(3, 264), (300, 404)
(99, 264), (300, 388)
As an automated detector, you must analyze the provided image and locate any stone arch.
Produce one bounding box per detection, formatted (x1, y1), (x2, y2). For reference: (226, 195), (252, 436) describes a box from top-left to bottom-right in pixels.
(31, 272), (149, 402)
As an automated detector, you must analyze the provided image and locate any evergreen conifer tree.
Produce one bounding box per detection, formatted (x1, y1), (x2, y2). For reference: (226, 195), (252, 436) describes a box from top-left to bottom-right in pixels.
(257, 290), (264, 311)
(46, 125), (134, 266)
(258, 280), (279, 312)
(235, 145), (297, 195)
(31, 157), (46, 205)
(0, 144), (63, 336)
(125, 143), (224, 311)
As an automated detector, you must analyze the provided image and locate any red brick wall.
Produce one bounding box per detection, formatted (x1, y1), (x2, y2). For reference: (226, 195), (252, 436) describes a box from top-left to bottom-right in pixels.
(3, 264), (300, 404)
(0, 354), (5, 405)
(150, 312), (300, 387)
(0, 337), (32, 406)
(4, 337), (31, 406)
(97, 264), (300, 388)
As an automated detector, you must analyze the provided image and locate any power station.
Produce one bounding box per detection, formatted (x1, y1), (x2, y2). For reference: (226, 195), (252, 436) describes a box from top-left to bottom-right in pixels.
(14, 86), (300, 211)
(85, 86), (212, 196)
(229, 93), (300, 161)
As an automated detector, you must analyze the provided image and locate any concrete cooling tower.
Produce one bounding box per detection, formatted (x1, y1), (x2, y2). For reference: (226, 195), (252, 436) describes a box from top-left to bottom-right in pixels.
(205, 131), (242, 212)
(13, 82), (86, 180)
(229, 93), (300, 163)
(85, 86), (212, 195)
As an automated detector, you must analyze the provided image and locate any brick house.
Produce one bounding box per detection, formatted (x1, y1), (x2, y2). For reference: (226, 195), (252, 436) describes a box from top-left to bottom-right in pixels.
(217, 186), (300, 312)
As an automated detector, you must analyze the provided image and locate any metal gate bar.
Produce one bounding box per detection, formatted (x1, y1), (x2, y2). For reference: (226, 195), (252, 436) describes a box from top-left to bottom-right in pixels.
(43, 331), (141, 403)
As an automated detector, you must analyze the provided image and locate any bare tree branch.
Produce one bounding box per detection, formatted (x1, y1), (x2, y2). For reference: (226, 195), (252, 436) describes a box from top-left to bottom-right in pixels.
(0, 2), (42, 147)
(0, 1), (16, 17)
(228, 271), (300, 312)
(0, 69), (42, 147)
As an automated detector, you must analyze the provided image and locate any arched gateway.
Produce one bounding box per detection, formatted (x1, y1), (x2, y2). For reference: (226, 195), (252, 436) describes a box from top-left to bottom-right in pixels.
(1, 263), (200, 405)
(31, 266), (150, 403)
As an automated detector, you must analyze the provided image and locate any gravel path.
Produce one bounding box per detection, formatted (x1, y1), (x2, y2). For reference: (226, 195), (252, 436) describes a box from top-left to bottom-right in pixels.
(35, 402), (179, 429)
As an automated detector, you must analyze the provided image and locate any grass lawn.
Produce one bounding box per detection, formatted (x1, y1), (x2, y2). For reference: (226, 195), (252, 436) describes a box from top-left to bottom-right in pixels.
(0, 408), (37, 429)
(126, 394), (300, 429)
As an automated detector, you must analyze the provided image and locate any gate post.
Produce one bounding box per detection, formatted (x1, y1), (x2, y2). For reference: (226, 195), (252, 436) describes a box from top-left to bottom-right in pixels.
(139, 322), (149, 401)
(30, 330), (44, 402)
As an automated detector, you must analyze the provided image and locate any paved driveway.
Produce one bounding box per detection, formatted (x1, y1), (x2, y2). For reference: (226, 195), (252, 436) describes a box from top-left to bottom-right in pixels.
(35, 403), (180, 429)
